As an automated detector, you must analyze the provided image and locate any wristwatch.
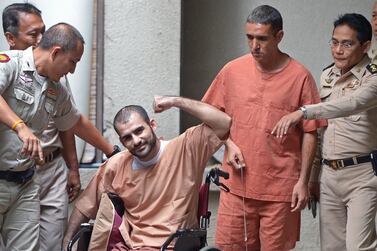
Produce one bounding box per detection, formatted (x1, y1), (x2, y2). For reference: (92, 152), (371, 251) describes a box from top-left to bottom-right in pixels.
(299, 106), (308, 119)
(107, 145), (121, 158)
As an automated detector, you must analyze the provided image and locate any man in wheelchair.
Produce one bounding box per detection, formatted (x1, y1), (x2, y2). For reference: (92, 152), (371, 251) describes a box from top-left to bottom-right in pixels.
(63, 96), (231, 250)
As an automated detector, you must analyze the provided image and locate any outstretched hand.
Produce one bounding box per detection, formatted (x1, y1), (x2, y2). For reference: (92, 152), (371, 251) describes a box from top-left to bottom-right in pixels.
(271, 110), (304, 138)
(153, 95), (175, 113)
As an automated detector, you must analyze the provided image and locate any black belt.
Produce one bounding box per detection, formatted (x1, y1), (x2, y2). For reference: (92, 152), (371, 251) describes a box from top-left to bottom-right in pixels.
(44, 148), (61, 163)
(322, 154), (371, 170)
(0, 168), (34, 184)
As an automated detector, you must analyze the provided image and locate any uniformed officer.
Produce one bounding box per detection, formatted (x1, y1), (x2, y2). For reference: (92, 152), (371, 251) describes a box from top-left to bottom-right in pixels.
(1, 3), (118, 251)
(0, 23), (112, 251)
(369, 1), (377, 63)
(272, 13), (377, 251)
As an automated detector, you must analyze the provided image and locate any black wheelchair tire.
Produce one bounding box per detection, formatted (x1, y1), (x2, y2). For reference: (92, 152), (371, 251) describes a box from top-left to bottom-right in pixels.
(199, 246), (221, 251)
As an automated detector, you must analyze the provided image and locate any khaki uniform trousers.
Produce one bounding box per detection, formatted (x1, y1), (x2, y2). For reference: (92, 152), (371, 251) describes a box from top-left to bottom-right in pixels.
(35, 155), (69, 251)
(320, 162), (377, 251)
(0, 177), (40, 251)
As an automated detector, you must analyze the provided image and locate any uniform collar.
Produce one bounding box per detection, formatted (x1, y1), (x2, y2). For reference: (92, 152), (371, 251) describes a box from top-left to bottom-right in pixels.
(349, 55), (370, 80)
(329, 55), (370, 80)
(21, 46), (36, 73)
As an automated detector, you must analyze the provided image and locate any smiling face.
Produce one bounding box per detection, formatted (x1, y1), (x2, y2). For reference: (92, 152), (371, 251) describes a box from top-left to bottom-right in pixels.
(6, 12), (45, 50)
(116, 112), (159, 161)
(331, 24), (370, 74)
(47, 41), (84, 82)
(245, 22), (283, 65)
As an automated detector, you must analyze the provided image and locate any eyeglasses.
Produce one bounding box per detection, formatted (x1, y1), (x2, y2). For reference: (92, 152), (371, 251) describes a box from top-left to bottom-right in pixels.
(329, 39), (357, 49)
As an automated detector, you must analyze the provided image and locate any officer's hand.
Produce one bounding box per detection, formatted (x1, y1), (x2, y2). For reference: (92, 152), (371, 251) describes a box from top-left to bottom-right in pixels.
(15, 123), (44, 161)
(291, 180), (308, 212)
(153, 95), (174, 113)
(271, 110), (304, 138)
(225, 139), (246, 170)
(67, 169), (81, 202)
(309, 181), (320, 201)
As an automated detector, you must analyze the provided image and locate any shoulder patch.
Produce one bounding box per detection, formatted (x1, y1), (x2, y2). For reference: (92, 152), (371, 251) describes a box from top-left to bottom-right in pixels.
(366, 63), (377, 74)
(0, 54), (10, 63)
(322, 62), (334, 71)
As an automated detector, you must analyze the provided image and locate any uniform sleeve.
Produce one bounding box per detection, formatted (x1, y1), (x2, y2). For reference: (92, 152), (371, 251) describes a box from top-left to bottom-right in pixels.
(181, 124), (223, 171)
(60, 75), (77, 105)
(52, 78), (80, 131)
(0, 59), (17, 95)
(75, 161), (115, 219)
(299, 72), (327, 132)
(305, 73), (377, 120)
(202, 70), (226, 111)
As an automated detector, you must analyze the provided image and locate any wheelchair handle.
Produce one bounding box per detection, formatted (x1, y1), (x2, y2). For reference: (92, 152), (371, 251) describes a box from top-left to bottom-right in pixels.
(216, 168), (229, 180)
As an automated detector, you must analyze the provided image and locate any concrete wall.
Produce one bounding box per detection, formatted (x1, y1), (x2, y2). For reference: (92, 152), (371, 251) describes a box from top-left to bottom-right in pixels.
(181, 0), (374, 130)
(103, 0), (181, 144)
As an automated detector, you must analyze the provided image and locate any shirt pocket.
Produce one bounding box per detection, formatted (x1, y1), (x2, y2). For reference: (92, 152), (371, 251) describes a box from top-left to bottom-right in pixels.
(342, 80), (361, 96)
(44, 97), (55, 116)
(14, 88), (34, 120)
(320, 88), (332, 102)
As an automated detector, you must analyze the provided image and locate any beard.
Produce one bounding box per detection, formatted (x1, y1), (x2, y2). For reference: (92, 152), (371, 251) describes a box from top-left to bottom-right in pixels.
(130, 132), (157, 160)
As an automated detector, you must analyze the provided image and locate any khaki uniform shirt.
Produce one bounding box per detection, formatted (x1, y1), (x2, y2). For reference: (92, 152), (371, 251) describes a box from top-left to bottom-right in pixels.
(306, 55), (377, 160)
(40, 78), (75, 153)
(0, 47), (80, 171)
(368, 39), (377, 64)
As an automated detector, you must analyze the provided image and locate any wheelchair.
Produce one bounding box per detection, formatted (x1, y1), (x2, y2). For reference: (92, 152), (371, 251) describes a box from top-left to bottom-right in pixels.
(67, 167), (230, 251)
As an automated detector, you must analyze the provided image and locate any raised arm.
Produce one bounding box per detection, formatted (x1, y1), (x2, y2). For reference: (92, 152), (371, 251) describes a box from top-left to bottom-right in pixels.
(153, 95), (231, 139)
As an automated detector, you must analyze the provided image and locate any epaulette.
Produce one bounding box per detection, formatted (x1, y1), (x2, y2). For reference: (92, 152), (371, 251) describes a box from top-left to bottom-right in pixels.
(322, 63), (334, 71)
(366, 63), (377, 74)
(0, 53), (10, 63)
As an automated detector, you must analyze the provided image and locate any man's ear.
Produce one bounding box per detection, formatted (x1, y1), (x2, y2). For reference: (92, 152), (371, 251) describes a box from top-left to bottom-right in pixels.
(275, 30), (284, 43)
(362, 40), (371, 54)
(4, 32), (16, 48)
(50, 46), (62, 61)
(150, 119), (157, 131)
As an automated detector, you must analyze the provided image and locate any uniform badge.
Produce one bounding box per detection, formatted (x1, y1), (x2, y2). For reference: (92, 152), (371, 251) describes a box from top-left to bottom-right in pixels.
(325, 78), (333, 84)
(367, 63), (377, 74)
(323, 78), (333, 88)
(0, 54), (10, 63)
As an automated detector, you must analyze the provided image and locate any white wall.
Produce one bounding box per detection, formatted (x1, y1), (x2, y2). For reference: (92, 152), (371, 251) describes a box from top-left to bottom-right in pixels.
(103, 0), (181, 144)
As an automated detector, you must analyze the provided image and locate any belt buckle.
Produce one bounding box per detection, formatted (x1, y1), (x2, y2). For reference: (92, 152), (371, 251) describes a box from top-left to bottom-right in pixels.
(329, 160), (338, 170)
(329, 160), (344, 170)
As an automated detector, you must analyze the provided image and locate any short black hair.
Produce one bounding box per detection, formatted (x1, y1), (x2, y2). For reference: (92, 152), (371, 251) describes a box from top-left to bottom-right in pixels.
(334, 13), (372, 44)
(113, 105), (151, 135)
(2, 3), (42, 35)
(39, 22), (85, 52)
(246, 5), (283, 33)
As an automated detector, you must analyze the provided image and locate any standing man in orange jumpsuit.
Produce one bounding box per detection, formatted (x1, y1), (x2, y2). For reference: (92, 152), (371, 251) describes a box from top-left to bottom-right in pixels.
(203, 5), (325, 250)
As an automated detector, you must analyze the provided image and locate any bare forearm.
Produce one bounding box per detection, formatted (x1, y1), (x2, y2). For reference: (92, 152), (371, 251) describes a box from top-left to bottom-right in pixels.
(59, 129), (79, 170)
(63, 207), (89, 248)
(168, 96), (231, 139)
(299, 131), (317, 184)
(309, 129), (323, 182)
(72, 115), (113, 156)
(0, 96), (23, 128)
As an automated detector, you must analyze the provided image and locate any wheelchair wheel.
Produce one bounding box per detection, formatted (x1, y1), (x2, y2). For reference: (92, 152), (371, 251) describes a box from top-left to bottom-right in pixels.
(199, 246), (221, 251)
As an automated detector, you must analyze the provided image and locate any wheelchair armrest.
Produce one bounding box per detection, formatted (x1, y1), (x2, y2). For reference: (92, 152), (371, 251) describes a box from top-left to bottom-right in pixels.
(160, 228), (207, 251)
(67, 223), (94, 251)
